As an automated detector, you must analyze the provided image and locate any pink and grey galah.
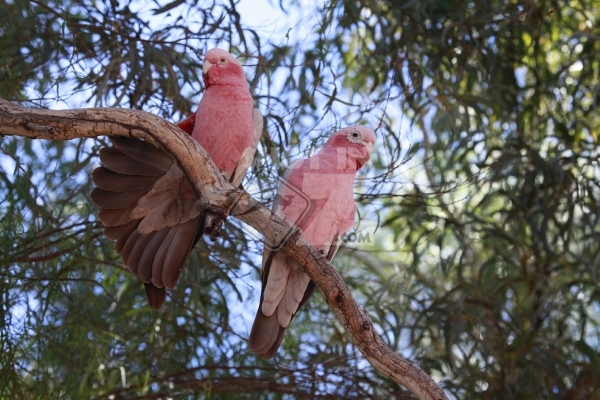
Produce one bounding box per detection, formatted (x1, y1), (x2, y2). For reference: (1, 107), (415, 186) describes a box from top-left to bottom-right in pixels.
(91, 48), (263, 310)
(248, 125), (376, 359)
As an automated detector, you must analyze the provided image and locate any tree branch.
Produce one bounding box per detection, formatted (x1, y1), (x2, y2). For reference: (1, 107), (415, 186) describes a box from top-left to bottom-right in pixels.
(0, 99), (448, 400)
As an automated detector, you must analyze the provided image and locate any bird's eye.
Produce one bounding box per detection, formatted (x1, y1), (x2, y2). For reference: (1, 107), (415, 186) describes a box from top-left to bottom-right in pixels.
(219, 57), (227, 64)
(347, 129), (363, 144)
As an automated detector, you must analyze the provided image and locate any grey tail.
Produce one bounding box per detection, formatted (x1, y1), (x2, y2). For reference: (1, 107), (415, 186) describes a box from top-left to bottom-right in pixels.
(248, 308), (286, 360)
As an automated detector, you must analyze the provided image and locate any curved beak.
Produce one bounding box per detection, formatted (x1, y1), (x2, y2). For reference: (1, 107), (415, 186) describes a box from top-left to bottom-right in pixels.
(357, 142), (374, 168)
(203, 60), (214, 75)
(202, 60), (213, 88)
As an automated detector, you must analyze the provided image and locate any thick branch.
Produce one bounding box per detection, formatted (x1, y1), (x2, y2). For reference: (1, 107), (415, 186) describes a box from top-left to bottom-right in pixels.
(0, 99), (448, 400)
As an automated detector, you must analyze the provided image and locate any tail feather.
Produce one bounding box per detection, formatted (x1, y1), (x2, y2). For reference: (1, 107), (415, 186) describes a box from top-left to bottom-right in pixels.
(248, 308), (287, 360)
(144, 283), (167, 310)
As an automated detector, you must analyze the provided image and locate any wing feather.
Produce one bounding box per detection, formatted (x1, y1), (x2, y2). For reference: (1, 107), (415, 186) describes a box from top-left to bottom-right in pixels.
(98, 204), (137, 227)
(151, 225), (179, 288)
(99, 147), (166, 176)
(120, 226), (142, 272)
(137, 227), (171, 282)
(230, 108), (263, 186)
(103, 221), (135, 241)
(92, 137), (204, 309)
(126, 232), (156, 275)
(115, 220), (140, 254)
(109, 136), (172, 171)
(162, 217), (201, 289)
(92, 167), (159, 192)
(90, 187), (148, 209)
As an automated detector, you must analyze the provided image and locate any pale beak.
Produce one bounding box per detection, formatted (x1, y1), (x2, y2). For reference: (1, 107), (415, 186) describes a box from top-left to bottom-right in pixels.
(364, 142), (374, 154)
(203, 60), (214, 75)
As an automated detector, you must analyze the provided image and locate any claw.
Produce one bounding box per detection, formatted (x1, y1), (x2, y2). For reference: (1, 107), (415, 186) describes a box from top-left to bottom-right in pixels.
(209, 222), (222, 241)
(203, 211), (225, 241)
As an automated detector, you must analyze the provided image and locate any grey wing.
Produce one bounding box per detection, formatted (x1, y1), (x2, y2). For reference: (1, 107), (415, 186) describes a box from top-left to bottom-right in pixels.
(296, 233), (342, 309)
(91, 137), (203, 309)
(230, 108), (263, 187)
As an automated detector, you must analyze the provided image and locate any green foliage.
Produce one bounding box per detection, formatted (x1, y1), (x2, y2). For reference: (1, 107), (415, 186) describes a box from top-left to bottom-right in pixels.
(1, 0), (599, 398)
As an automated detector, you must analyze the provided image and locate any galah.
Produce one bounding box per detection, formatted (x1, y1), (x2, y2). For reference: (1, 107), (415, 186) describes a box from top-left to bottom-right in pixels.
(248, 125), (376, 359)
(91, 48), (262, 310)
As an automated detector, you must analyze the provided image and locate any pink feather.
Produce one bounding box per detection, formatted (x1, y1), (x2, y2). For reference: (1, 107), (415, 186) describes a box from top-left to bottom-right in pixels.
(91, 48), (262, 310)
(249, 125), (376, 359)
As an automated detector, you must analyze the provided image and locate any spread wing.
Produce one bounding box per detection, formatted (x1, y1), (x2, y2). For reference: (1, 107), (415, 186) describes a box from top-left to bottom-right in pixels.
(91, 137), (203, 309)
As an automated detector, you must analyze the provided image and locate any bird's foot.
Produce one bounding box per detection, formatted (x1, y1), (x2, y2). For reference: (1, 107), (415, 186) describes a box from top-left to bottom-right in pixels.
(203, 211), (225, 241)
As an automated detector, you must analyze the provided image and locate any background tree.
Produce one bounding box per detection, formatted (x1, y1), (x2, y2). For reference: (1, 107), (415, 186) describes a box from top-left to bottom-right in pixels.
(1, 0), (599, 398)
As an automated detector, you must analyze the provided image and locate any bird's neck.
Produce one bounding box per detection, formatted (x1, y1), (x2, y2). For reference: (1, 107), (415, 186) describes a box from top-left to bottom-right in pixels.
(311, 150), (360, 174)
(205, 85), (253, 101)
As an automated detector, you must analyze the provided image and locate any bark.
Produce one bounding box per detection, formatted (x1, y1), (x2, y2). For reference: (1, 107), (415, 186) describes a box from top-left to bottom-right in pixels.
(0, 99), (448, 400)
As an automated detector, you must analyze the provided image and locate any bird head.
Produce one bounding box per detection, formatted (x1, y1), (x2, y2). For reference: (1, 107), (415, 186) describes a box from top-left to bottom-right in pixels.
(320, 125), (376, 171)
(202, 48), (246, 89)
